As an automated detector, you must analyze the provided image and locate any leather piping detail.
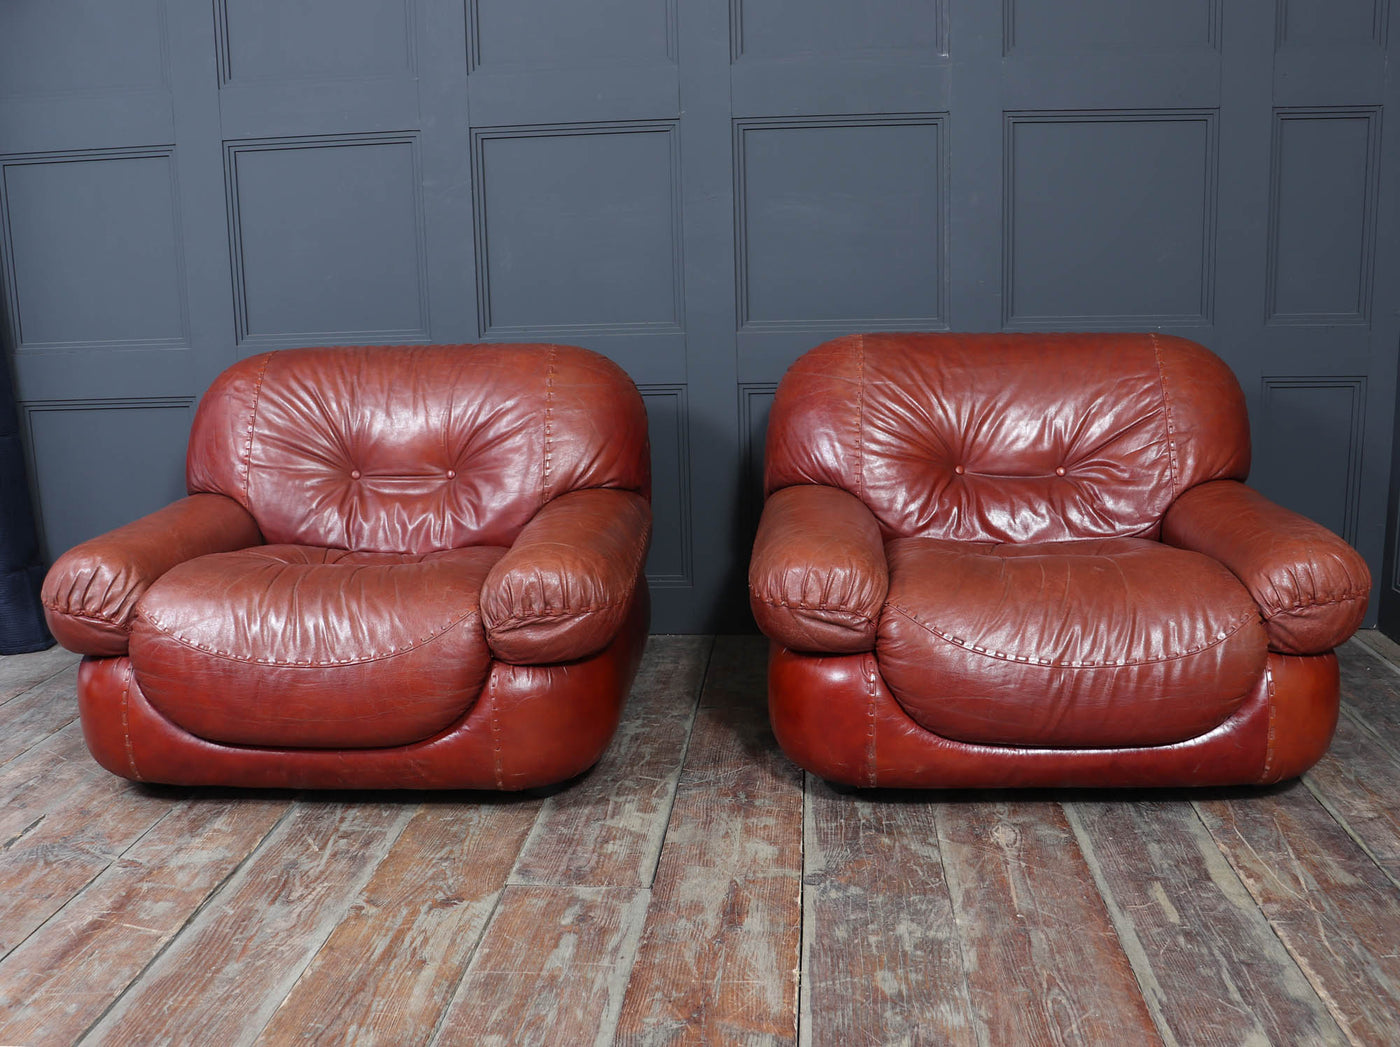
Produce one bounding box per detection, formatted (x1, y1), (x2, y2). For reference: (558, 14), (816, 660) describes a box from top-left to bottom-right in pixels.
(488, 668), (505, 789)
(1150, 332), (1180, 499)
(136, 607), (482, 667)
(119, 661), (142, 781)
(240, 353), (274, 507)
(863, 652), (879, 787)
(855, 333), (866, 501)
(1260, 661), (1278, 782)
(542, 345), (557, 507)
(883, 601), (1259, 669)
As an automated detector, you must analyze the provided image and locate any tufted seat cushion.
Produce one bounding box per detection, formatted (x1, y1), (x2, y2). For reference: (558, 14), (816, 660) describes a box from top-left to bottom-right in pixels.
(876, 537), (1269, 748)
(129, 544), (505, 749)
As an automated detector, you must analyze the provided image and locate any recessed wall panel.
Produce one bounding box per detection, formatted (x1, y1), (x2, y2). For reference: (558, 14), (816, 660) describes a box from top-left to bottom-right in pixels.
(0, 0), (165, 96)
(473, 125), (681, 333)
(736, 117), (944, 328)
(1267, 110), (1378, 323)
(470, 0), (673, 68)
(1278, 0), (1383, 47)
(1005, 112), (1216, 326)
(26, 400), (192, 558)
(218, 0), (413, 83)
(641, 386), (692, 586)
(2, 152), (185, 349)
(739, 383), (778, 535)
(734, 0), (944, 59)
(227, 136), (427, 343)
(1255, 379), (1364, 543)
(1006, 0), (1218, 53)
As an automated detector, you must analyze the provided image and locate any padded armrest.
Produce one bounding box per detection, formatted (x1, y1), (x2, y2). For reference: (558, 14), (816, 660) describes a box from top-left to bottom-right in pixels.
(41, 493), (264, 656)
(1162, 480), (1370, 654)
(481, 488), (651, 664)
(749, 485), (888, 653)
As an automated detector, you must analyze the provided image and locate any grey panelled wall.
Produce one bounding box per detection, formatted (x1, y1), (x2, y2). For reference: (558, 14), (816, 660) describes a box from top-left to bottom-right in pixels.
(1, 1), (1398, 632)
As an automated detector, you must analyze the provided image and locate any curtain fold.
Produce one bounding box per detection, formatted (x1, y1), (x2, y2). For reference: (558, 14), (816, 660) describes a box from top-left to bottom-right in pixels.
(0, 349), (52, 653)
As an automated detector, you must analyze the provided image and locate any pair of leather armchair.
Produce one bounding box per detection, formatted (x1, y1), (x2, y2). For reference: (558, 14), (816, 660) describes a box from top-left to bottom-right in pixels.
(43, 335), (1369, 792)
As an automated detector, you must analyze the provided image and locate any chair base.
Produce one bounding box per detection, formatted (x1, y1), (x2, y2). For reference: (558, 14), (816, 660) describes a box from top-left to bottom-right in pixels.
(76, 587), (649, 791)
(768, 642), (1338, 789)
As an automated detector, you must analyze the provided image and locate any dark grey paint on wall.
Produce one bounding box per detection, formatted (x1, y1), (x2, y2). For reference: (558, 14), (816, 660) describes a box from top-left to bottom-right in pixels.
(1, 0), (1397, 632)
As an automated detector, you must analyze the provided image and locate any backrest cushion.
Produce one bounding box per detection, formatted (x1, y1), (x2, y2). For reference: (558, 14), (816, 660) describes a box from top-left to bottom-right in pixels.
(765, 332), (1249, 543)
(188, 343), (649, 553)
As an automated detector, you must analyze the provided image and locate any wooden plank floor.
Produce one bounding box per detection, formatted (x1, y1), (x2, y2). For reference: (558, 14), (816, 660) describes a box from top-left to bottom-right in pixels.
(2, 633), (1399, 1046)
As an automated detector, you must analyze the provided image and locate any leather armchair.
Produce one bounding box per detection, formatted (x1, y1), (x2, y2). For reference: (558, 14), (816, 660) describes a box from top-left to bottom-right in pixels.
(750, 333), (1369, 788)
(43, 344), (652, 790)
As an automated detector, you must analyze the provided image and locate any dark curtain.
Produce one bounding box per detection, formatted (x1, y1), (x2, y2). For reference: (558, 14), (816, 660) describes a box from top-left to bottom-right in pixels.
(0, 349), (52, 653)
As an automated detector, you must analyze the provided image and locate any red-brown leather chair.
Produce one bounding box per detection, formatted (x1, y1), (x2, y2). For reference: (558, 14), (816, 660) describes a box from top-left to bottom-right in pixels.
(749, 333), (1370, 789)
(42, 344), (652, 790)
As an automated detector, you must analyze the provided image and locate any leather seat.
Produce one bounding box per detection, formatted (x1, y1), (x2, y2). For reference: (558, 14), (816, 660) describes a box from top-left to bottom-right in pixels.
(750, 333), (1370, 788)
(43, 343), (652, 790)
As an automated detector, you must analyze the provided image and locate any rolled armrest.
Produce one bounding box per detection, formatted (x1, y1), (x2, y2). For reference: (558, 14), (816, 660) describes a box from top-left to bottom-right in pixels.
(749, 485), (888, 653)
(41, 494), (263, 656)
(481, 488), (651, 664)
(1162, 480), (1370, 654)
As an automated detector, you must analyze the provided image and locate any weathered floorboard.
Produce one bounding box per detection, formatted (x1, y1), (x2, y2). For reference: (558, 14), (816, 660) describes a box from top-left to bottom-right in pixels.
(614, 635), (804, 1047)
(1341, 636), (1400, 747)
(254, 797), (543, 1047)
(0, 663), (80, 765)
(0, 794), (288, 1047)
(511, 635), (712, 888)
(433, 885), (649, 1047)
(0, 644), (77, 706)
(0, 734), (178, 957)
(1068, 798), (1346, 1046)
(937, 797), (1164, 1047)
(1198, 783), (1400, 1045)
(802, 782), (979, 1047)
(83, 799), (417, 1047)
(1305, 714), (1400, 885)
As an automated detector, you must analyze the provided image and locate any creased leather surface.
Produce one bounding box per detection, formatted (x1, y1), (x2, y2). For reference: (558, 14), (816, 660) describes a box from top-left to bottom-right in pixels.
(1163, 481), (1370, 655)
(481, 488), (651, 664)
(41, 494), (262, 656)
(748, 484), (888, 653)
(187, 343), (650, 554)
(877, 537), (1267, 747)
(764, 332), (1249, 543)
(768, 645), (1336, 788)
(77, 583), (649, 789)
(130, 544), (504, 749)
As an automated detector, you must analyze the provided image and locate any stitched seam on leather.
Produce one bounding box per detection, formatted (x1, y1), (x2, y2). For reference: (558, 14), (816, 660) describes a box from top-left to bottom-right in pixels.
(1259, 590), (1370, 619)
(542, 346), (557, 506)
(1261, 662), (1278, 783)
(864, 653), (878, 787)
(120, 661), (142, 781)
(488, 669), (505, 789)
(241, 353), (273, 507)
(1150, 332), (1181, 498)
(855, 333), (866, 500)
(488, 597), (630, 626)
(884, 602), (1258, 668)
(41, 604), (126, 628)
(137, 608), (481, 666)
(752, 594), (875, 626)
